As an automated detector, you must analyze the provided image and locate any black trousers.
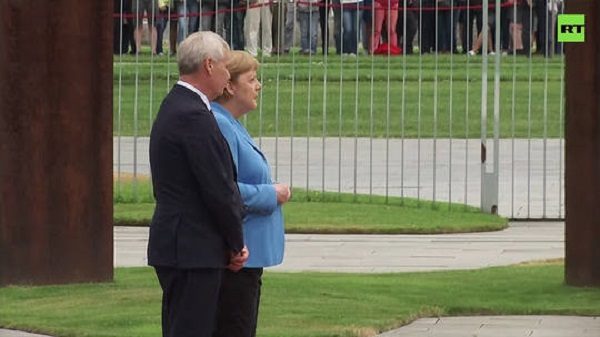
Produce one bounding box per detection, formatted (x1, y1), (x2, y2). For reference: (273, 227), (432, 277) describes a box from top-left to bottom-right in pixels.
(319, 0), (331, 54)
(155, 266), (223, 337)
(397, 7), (417, 54)
(213, 268), (264, 337)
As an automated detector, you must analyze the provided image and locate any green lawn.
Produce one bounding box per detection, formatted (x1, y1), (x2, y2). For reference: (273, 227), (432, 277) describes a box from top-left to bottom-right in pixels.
(114, 181), (507, 233)
(1, 262), (599, 337)
(113, 53), (564, 138)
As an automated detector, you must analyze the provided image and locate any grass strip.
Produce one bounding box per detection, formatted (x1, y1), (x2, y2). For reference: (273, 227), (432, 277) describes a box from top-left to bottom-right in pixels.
(113, 181), (507, 234)
(1, 262), (598, 337)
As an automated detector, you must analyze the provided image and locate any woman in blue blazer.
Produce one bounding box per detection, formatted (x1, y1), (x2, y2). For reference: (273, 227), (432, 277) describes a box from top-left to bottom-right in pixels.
(212, 51), (291, 337)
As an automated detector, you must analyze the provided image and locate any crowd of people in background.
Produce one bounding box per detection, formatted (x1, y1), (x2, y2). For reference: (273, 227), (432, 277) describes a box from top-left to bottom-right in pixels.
(113, 0), (564, 57)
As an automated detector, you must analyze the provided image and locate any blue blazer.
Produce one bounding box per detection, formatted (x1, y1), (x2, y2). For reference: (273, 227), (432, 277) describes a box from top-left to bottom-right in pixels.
(212, 102), (285, 268)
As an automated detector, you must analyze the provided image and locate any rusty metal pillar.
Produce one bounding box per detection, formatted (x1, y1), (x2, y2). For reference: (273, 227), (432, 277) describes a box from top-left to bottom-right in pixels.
(0, 1), (113, 285)
(565, 0), (600, 287)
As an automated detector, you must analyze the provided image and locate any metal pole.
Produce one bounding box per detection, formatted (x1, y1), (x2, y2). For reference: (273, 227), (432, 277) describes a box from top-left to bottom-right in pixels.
(480, 0), (499, 214)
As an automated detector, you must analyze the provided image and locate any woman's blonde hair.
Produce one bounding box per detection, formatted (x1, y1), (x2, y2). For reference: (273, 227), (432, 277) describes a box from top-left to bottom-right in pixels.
(215, 51), (260, 102)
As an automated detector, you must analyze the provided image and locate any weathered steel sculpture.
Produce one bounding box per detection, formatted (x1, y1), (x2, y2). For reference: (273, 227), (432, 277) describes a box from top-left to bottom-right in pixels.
(565, 0), (600, 286)
(0, 1), (113, 285)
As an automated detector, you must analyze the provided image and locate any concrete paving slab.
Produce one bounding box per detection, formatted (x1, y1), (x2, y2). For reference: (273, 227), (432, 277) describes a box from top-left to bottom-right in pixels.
(376, 316), (600, 337)
(0, 329), (52, 337)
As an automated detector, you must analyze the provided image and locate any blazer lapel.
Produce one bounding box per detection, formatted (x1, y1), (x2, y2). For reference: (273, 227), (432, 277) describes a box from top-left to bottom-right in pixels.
(236, 122), (268, 163)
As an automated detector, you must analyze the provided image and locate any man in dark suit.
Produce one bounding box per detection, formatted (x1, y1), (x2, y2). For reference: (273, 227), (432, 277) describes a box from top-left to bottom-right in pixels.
(148, 31), (249, 337)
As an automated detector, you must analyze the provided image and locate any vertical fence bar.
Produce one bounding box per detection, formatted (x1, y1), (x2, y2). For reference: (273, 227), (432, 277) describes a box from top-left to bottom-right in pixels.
(132, 0), (141, 201)
(526, 2), (533, 217)
(149, 0), (156, 124)
(417, 0), (422, 202)
(258, 46), (264, 148)
(274, 40), (281, 182)
(480, 0), (488, 212)
(541, 3), (550, 218)
(353, 102), (358, 200)
(306, 8), (314, 195)
(369, 2), (375, 199)
(557, 1), (565, 218)
(322, 6), (329, 194)
(464, 0), (471, 208)
(273, 0), (286, 184)
(400, 0), (407, 204)
(384, 0), (391, 202)
(448, 0), (454, 208)
(353, 26), (360, 201)
(116, 0), (125, 199)
(289, 7), (297, 191)
(166, 4), (173, 89)
(148, 1), (157, 203)
(510, 0), (517, 218)
(338, 3), (344, 197)
(433, 0), (439, 204)
(492, 0), (501, 215)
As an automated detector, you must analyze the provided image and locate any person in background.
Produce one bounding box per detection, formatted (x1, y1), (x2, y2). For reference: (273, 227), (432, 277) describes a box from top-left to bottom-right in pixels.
(114, 0), (133, 55)
(282, 0), (297, 54)
(459, 0), (482, 54)
(297, 0), (320, 54)
(320, 0), (333, 54)
(371, 0), (399, 52)
(200, 0), (230, 38)
(435, 0), (457, 53)
(177, 0), (200, 43)
(534, 0), (548, 56)
(155, 0), (170, 55)
(212, 50), (291, 337)
(148, 31), (248, 337)
(362, 0), (373, 54)
(396, 0), (417, 54)
(225, 0), (247, 50)
(467, 6), (495, 55)
(244, 0), (273, 56)
(515, 0), (532, 55)
(339, 0), (363, 55)
(271, 0), (288, 54)
(168, 0), (179, 55)
(133, 0), (159, 54)
(418, 0), (436, 53)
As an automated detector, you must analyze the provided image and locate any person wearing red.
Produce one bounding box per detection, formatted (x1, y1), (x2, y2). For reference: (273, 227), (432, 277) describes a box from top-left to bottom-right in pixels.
(371, 0), (399, 53)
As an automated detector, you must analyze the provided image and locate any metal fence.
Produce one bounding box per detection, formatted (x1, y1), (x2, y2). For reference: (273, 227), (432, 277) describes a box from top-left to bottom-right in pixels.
(113, 0), (565, 219)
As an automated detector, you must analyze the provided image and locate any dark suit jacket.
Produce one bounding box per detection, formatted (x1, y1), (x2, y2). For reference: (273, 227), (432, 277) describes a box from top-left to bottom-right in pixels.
(148, 84), (244, 269)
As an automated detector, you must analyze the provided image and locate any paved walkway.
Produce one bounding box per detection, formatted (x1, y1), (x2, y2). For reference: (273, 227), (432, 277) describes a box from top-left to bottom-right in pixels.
(4, 222), (599, 336)
(0, 331), (51, 337)
(378, 316), (600, 337)
(116, 222), (564, 272)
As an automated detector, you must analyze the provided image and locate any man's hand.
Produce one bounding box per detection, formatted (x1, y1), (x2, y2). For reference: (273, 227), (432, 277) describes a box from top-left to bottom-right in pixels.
(274, 183), (291, 204)
(227, 246), (249, 272)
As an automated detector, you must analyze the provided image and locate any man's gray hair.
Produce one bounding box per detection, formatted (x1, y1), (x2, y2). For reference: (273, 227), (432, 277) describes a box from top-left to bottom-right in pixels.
(178, 31), (230, 75)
